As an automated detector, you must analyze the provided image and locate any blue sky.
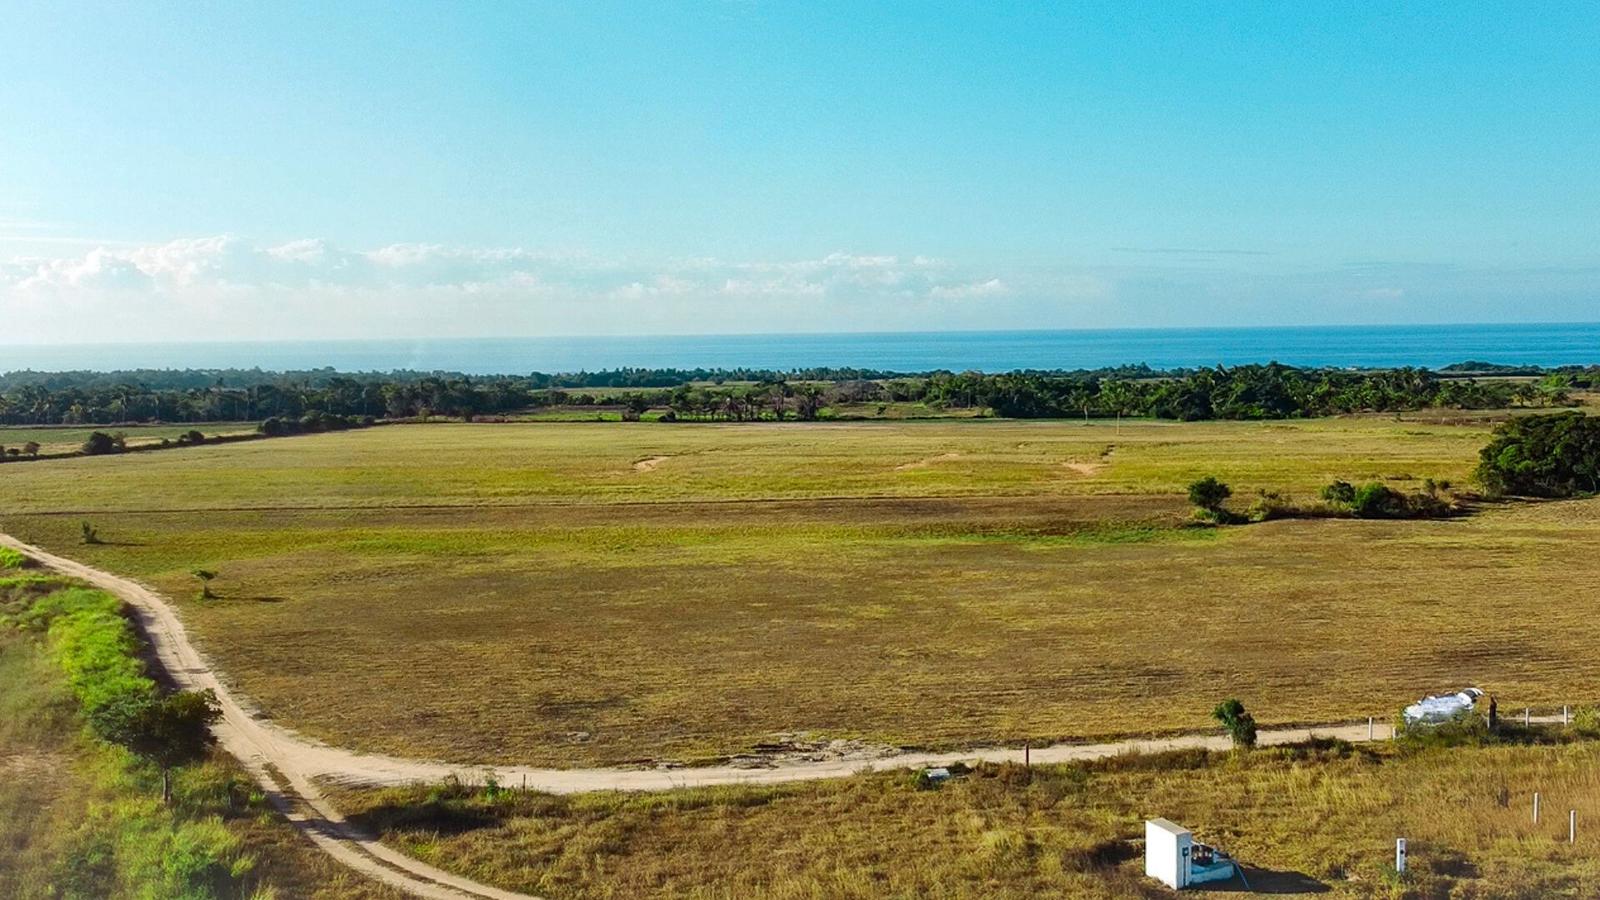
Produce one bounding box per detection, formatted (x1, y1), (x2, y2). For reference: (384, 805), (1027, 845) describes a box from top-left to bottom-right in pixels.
(2, 1), (1597, 343)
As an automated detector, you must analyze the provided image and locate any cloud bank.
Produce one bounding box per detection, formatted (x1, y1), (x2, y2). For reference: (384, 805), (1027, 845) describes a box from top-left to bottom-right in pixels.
(3, 235), (1597, 345)
(0, 236), (1034, 343)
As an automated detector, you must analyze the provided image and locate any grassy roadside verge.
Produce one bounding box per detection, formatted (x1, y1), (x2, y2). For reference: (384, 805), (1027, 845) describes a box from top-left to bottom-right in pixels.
(333, 734), (1600, 899)
(0, 574), (398, 900)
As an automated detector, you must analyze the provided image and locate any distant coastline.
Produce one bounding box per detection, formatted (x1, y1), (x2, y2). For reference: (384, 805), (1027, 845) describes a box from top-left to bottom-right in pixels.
(2, 322), (1598, 375)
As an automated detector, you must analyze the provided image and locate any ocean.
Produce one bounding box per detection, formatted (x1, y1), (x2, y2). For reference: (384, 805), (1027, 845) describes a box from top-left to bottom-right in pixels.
(2, 323), (1598, 375)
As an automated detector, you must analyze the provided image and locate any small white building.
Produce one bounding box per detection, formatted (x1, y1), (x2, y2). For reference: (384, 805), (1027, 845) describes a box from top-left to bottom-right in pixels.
(1145, 818), (1192, 889)
(1145, 818), (1239, 890)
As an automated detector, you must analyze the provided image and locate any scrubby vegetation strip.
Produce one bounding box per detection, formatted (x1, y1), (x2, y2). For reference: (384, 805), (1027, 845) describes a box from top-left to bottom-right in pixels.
(1, 360), (1587, 426)
(0, 575), (257, 898)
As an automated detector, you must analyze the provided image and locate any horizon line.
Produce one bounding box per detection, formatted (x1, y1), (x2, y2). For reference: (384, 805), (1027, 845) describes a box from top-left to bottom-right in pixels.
(3, 319), (1600, 351)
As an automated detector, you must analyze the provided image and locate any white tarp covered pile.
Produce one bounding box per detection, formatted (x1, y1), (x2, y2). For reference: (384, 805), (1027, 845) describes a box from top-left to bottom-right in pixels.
(1403, 687), (1483, 725)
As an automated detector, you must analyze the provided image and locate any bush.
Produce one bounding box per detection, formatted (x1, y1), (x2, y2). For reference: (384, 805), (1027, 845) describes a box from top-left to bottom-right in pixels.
(1320, 480), (1356, 504)
(0, 546), (28, 569)
(1187, 476), (1232, 513)
(82, 431), (120, 455)
(1212, 698), (1257, 749)
(1476, 411), (1600, 497)
(1572, 706), (1600, 739)
(259, 411), (369, 437)
(1351, 482), (1409, 518)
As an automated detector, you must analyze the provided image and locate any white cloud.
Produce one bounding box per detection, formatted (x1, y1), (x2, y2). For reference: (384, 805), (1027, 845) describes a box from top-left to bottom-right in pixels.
(0, 236), (1020, 342)
(929, 278), (1009, 299)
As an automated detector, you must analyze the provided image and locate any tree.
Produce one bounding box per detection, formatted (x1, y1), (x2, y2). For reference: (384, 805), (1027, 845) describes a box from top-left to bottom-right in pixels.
(81, 431), (119, 455)
(1187, 476), (1232, 514)
(1212, 698), (1258, 749)
(793, 385), (827, 421)
(111, 690), (223, 803)
(1476, 411), (1600, 497)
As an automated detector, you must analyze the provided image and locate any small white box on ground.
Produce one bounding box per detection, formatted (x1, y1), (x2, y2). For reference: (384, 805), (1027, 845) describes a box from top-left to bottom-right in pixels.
(1145, 818), (1192, 889)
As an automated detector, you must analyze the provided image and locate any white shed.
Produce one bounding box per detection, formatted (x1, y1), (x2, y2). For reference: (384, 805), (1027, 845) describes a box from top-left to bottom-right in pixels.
(1145, 818), (1192, 889)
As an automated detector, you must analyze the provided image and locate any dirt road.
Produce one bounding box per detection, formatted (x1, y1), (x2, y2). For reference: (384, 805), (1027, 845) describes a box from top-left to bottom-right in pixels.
(1, 533), (538, 900)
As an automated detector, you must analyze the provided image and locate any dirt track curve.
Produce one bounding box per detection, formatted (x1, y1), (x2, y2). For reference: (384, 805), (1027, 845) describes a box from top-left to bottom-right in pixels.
(7, 532), (1551, 897)
(1, 533), (538, 900)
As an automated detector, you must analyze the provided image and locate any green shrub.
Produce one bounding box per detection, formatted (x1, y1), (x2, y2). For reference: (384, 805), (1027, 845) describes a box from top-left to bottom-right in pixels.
(1212, 698), (1257, 749)
(1352, 482), (1409, 518)
(1187, 476), (1232, 513)
(1476, 411), (1600, 497)
(82, 431), (120, 455)
(1572, 706), (1600, 739)
(0, 546), (28, 569)
(1320, 480), (1356, 504)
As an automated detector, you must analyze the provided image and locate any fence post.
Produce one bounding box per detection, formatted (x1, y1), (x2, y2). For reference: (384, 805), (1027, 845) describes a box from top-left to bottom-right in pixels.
(1534, 792), (1541, 823)
(1394, 838), (1407, 874)
(1571, 810), (1577, 844)
(1368, 716), (1374, 740)
(1525, 707), (1531, 727)
(1024, 741), (1030, 769)
(1564, 706), (1570, 726)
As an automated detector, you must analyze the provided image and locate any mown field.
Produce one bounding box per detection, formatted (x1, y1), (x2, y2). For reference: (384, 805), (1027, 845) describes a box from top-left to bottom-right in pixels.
(336, 735), (1600, 898)
(1, 416), (1596, 767)
(0, 422), (257, 456)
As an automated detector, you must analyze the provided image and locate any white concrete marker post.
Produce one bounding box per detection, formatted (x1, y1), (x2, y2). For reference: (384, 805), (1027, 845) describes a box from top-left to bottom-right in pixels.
(1534, 793), (1541, 824)
(1564, 706), (1570, 726)
(1395, 838), (1407, 874)
(1571, 810), (1577, 845)
(1525, 707), (1531, 727)
(1368, 716), (1374, 740)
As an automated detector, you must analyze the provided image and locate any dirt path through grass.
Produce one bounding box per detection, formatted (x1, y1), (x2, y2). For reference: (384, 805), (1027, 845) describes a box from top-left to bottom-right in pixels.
(0, 532), (538, 900)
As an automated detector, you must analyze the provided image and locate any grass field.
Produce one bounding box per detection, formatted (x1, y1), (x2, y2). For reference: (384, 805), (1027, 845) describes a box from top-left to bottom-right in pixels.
(0, 422), (258, 456)
(2, 416), (1596, 768)
(334, 735), (1600, 898)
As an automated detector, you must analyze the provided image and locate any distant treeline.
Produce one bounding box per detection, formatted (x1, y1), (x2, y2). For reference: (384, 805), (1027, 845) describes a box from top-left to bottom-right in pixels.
(0, 362), (1589, 426)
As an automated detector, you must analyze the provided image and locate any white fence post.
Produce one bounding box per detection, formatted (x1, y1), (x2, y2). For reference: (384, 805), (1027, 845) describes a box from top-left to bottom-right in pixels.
(1368, 716), (1374, 740)
(1571, 810), (1577, 844)
(1564, 706), (1570, 726)
(1534, 793), (1541, 823)
(1525, 707), (1531, 727)
(1395, 838), (1407, 874)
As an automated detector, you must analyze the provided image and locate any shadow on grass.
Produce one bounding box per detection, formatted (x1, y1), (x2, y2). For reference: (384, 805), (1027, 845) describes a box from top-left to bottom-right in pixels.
(1213, 866), (1331, 894)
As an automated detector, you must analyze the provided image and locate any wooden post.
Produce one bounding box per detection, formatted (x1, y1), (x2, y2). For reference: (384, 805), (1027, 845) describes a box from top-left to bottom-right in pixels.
(1024, 742), (1030, 769)
(1564, 706), (1570, 726)
(1534, 792), (1541, 823)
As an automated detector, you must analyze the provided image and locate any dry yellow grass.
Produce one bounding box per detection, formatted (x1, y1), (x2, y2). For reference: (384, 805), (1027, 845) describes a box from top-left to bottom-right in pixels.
(334, 736), (1600, 898)
(5, 417), (1596, 767)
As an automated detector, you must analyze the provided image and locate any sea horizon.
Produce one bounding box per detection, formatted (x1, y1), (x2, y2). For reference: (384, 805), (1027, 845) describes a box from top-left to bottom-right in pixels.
(2, 321), (1599, 376)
